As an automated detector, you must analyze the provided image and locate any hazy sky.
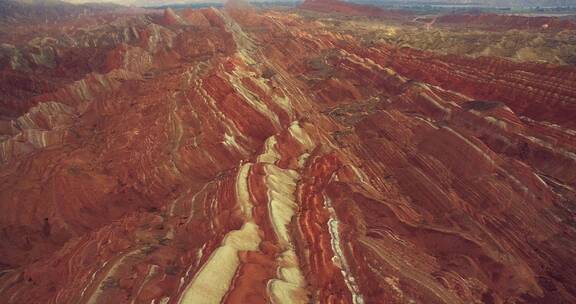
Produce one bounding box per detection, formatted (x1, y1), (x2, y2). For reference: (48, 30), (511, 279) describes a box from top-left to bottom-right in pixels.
(62, 0), (227, 4)
(61, 0), (212, 5)
(59, 0), (576, 6)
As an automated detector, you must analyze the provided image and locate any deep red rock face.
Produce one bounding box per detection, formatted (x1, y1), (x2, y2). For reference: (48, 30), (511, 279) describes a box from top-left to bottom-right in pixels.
(1, 4), (576, 304)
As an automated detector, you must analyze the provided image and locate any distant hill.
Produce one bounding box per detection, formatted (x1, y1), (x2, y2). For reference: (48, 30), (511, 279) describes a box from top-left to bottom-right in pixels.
(57, 0), (576, 8)
(0, 0), (122, 22)
(370, 0), (575, 7)
(63, 0), (225, 6)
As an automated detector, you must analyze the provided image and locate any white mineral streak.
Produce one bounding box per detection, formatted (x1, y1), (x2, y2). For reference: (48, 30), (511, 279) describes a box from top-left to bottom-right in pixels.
(324, 195), (365, 304)
(268, 250), (307, 304)
(179, 163), (260, 304)
(86, 248), (142, 304)
(236, 163), (254, 220)
(194, 76), (249, 157)
(179, 10), (313, 303)
(265, 164), (299, 246)
(223, 132), (246, 155)
(228, 69), (282, 129)
(264, 122), (314, 304)
(179, 222), (261, 304)
(131, 265), (160, 304)
(257, 136), (280, 164)
(288, 121), (314, 150)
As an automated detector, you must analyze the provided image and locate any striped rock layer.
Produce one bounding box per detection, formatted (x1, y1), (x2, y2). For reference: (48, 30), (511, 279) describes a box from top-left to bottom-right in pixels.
(1, 4), (576, 304)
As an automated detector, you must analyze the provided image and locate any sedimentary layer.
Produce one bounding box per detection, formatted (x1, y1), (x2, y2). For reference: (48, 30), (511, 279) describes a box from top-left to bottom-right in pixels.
(0, 3), (575, 304)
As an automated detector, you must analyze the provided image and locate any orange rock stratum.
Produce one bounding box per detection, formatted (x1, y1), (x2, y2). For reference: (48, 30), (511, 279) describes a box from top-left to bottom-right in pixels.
(1, 1), (576, 303)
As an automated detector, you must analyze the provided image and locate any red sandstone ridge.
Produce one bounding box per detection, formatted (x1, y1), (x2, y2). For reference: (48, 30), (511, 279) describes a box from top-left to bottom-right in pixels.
(0, 2), (576, 304)
(162, 7), (185, 25)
